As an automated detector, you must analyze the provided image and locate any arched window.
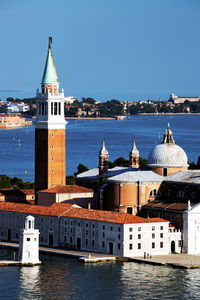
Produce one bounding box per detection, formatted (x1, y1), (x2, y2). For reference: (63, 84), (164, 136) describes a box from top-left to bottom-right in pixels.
(177, 191), (186, 199)
(149, 189), (160, 197)
(191, 192), (196, 200)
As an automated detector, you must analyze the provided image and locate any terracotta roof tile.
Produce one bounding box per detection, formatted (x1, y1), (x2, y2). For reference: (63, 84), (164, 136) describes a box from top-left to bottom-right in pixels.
(0, 202), (169, 224)
(38, 185), (93, 194)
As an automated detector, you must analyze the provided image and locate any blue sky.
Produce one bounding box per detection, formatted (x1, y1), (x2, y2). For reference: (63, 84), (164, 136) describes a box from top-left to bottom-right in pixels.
(0, 0), (200, 101)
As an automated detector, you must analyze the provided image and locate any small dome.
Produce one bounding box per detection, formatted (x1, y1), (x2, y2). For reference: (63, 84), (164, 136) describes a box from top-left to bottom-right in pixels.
(148, 144), (188, 168)
(148, 124), (188, 168)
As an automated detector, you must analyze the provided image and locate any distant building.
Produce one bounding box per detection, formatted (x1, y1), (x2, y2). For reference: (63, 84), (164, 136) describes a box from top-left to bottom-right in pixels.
(64, 96), (78, 104)
(169, 93), (200, 104)
(0, 115), (32, 128)
(7, 102), (30, 113)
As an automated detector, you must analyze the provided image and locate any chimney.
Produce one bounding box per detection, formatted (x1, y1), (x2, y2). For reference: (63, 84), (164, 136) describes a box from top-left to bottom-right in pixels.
(88, 203), (91, 210)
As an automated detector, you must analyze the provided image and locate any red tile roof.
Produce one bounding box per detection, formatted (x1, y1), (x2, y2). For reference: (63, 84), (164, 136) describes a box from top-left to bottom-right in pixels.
(0, 202), (169, 224)
(38, 185), (93, 194)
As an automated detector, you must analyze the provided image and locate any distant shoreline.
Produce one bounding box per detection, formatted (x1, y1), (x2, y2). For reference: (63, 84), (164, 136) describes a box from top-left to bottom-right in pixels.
(135, 113), (200, 116)
(65, 117), (115, 120)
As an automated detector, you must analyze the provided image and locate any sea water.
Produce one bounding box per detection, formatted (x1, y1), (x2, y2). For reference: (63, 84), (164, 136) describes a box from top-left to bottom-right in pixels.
(0, 115), (199, 182)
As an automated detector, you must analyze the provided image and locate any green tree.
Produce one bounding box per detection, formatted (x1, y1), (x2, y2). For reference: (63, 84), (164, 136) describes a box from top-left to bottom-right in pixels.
(74, 163), (89, 176)
(0, 175), (11, 188)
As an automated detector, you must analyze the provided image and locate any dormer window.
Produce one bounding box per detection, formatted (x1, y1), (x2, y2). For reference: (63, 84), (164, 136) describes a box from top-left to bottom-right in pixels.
(177, 191), (186, 199)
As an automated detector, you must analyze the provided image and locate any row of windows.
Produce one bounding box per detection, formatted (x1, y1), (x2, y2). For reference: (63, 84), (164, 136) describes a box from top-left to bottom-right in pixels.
(129, 226), (163, 232)
(129, 233), (164, 240)
(129, 242), (164, 250)
(38, 102), (61, 116)
(64, 221), (121, 232)
(149, 189), (197, 200)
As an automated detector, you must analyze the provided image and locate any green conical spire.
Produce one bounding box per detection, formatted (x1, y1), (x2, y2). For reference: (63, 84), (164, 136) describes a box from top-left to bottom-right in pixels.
(42, 37), (58, 84)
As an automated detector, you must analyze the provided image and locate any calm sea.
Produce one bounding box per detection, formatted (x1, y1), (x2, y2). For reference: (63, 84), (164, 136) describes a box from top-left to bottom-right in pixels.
(0, 115), (200, 182)
(0, 249), (200, 300)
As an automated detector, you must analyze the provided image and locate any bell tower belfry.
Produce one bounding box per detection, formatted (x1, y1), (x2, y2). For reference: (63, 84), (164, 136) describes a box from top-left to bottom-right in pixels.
(129, 138), (139, 169)
(99, 139), (109, 175)
(35, 37), (66, 201)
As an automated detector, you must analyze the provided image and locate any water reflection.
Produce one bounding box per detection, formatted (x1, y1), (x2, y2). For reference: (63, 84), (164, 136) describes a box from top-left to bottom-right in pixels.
(19, 266), (41, 299)
(1, 250), (200, 300)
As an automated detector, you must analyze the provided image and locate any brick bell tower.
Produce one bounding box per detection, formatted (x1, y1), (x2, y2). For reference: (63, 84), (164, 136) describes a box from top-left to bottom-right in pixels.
(35, 37), (66, 202)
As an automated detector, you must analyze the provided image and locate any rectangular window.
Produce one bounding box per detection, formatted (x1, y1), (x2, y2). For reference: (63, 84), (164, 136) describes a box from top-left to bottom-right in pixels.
(110, 227), (113, 231)
(138, 234), (141, 239)
(92, 231), (95, 236)
(118, 234), (121, 240)
(86, 239), (88, 245)
(102, 225), (105, 230)
(118, 227), (121, 232)
(152, 226), (155, 231)
(64, 236), (66, 243)
(59, 102), (61, 115)
(51, 102), (53, 115)
(152, 242), (155, 249)
(138, 243), (141, 249)
(86, 230), (88, 235)
(129, 228), (132, 232)
(129, 244), (133, 250)
(160, 233), (163, 238)
(70, 236), (72, 243)
(102, 232), (105, 238)
(127, 207), (133, 214)
(92, 240), (94, 246)
(27, 238), (30, 242)
(86, 223), (88, 227)
(160, 226), (163, 230)
(102, 241), (105, 248)
(178, 240), (182, 247)
(118, 243), (120, 250)
(129, 235), (132, 240)
(152, 233), (155, 239)
(138, 227), (141, 231)
(78, 223), (80, 226)
(160, 242), (163, 248)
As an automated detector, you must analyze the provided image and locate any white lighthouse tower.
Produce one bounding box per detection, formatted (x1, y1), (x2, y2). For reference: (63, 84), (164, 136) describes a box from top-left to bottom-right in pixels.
(18, 215), (41, 265)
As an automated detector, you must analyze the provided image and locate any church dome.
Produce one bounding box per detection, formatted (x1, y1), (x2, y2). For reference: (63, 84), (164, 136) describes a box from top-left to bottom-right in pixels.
(148, 124), (188, 168)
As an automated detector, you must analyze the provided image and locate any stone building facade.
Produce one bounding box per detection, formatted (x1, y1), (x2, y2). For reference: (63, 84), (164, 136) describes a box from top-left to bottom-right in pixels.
(0, 202), (180, 257)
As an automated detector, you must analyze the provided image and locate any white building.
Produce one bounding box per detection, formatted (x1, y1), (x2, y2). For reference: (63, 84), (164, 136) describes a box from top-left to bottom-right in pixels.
(182, 201), (200, 254)
(7, 102), (30, 113)
(18, 215), (41, 265)
(0, 202), (179, 257)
